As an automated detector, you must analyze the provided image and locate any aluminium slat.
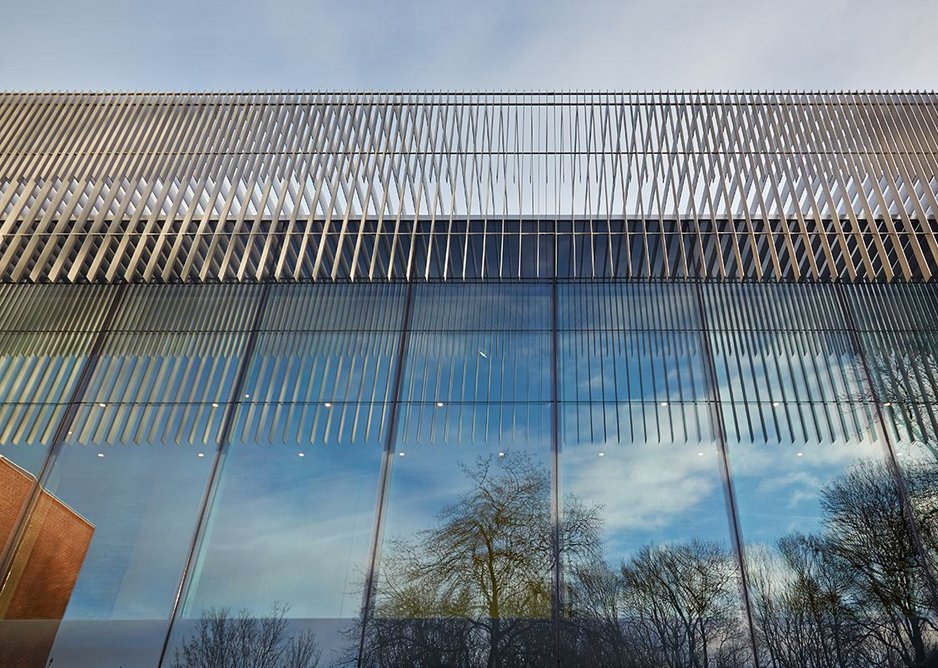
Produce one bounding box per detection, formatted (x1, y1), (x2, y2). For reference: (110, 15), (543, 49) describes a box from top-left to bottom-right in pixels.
(119, 94), (218, 282)
(722, 97), (770, 279)
(164, 94), (254, 281)
(187, 95), (266, 281)
(252, 98), (310, 281)
(30, 178), (87, 282)
(864, 93), (933, 279)
(759, 95), (819, 279)
(68, 96), (151, 281)
(15, 175), (74, 281)
(746, 93), (800, 279)
(819, 93), (892, 280)
(107, 93), (200, 282)
(795, 95), (866, 280)
(703, 97), (745, 278)
(211, 94), (285, 281)
(309, 95), (357, 280)
(819, 93), (905, 280)
(287, 96), (335, 281)
(296, 95), (346, 279)
(776, 93), (841, 278)
(9, 95), (71, 178)
(0, 93), (936, 283)
(840, 94), (912, 280)
(678, 95), (710, 278)
(328, 97), (369, 281)
(886, 95), (938, 269)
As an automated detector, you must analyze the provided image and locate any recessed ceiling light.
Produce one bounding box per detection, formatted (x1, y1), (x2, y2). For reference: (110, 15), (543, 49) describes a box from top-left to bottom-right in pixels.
(98, 402), (107, 408)
(796, 452), (804, 457)
(398, 451), (406, 457)
(436, 401), (444, 407)
(498, 451), (505, 457)
(97, 453), (104, 458)
(598, 452), (605, 457)
(211, 402), (219, 408)
(298, 452), (305, 458)
(660, 401), (668, 407)
(698, 452), (704, 456)
(324, 402), (332, 408)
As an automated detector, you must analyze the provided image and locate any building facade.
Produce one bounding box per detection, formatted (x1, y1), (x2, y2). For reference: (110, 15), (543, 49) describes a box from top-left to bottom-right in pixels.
(0, 92), (936, 667)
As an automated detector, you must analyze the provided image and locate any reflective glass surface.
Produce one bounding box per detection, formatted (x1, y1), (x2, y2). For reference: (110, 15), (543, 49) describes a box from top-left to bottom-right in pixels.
(851, 283), (938, 666)
(366, 284), (556, 668)
(0, 284), (257, 667)
(558, 283), (751, 668)
(708, 283), (938, 667)
(0, 285), (115, 477)
(165, 284), (405, 667)
(0, 279), (935, 668)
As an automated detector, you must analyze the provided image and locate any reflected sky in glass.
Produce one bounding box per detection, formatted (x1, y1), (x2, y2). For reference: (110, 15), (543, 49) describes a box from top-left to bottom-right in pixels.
(562, 428), (727, 559)
(0, 280), (934, 668)
(43, 440), (216, 667)
(184, 439), (382, 620)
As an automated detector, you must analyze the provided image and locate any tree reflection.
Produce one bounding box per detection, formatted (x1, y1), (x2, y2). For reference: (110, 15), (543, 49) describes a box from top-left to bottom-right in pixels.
(327, 436), (938, 668)
(359, 453), (749, 668)
(171, 604), (321, 668)
(564, 541), (750, 668)
(361, 453), (595, 667)
(750, 461), (938, 667)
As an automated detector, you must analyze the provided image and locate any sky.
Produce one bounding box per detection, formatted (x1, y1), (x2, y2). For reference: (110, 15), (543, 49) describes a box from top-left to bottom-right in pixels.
(0, 0), (936, 91)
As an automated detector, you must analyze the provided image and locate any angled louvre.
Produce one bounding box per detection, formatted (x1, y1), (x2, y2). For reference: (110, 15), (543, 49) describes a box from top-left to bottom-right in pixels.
(0, 92), (935, 283)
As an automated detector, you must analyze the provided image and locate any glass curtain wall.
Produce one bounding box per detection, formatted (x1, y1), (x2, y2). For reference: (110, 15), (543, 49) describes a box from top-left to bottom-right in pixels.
(707, 283), (938, 668)
(0, 279), (935, 668)
(166, 284), (405, 667)
(557, 282), (752, 667)
(0, 284), (116, 667)
(363, 283), (556, 668)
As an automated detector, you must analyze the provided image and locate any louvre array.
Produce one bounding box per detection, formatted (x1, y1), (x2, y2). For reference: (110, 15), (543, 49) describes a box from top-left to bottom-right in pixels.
(0, 92), (936, 282)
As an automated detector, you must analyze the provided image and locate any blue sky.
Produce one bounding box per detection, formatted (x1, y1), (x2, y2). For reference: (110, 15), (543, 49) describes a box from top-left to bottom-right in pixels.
(1, 0), (936, 91)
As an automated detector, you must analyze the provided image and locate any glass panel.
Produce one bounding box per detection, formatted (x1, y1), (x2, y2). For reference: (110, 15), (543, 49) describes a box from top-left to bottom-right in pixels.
(710, 283), (938, 667)
(0, 285), (116, 667)
(165, 284), (406, 668)
(0, 285), (115, 475)
(0, 284), (258, 668)
(851, 283), (938, 661)
(365, 284), (555, 667)
(557, 283), (752, 668)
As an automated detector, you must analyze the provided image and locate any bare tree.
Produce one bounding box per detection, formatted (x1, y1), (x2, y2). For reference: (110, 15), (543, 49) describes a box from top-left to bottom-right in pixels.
(621, 541), (750, 668)
(360, 453), (601, 668)
(563, 540), (751, 668)
(751, 460), (938, 668)
(748, 535), (868, 668)
(821, 461), (938, 667)
(171, 604), (321, 668)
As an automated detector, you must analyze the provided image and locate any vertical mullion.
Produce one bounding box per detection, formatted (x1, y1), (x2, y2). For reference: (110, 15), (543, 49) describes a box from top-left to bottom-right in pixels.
(550, 275), (562, 665)
(693, 281), (762, 668)
(0, 284), (125, 602)
(156, 283), (271, 667)
(356, 281), (414, 668)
